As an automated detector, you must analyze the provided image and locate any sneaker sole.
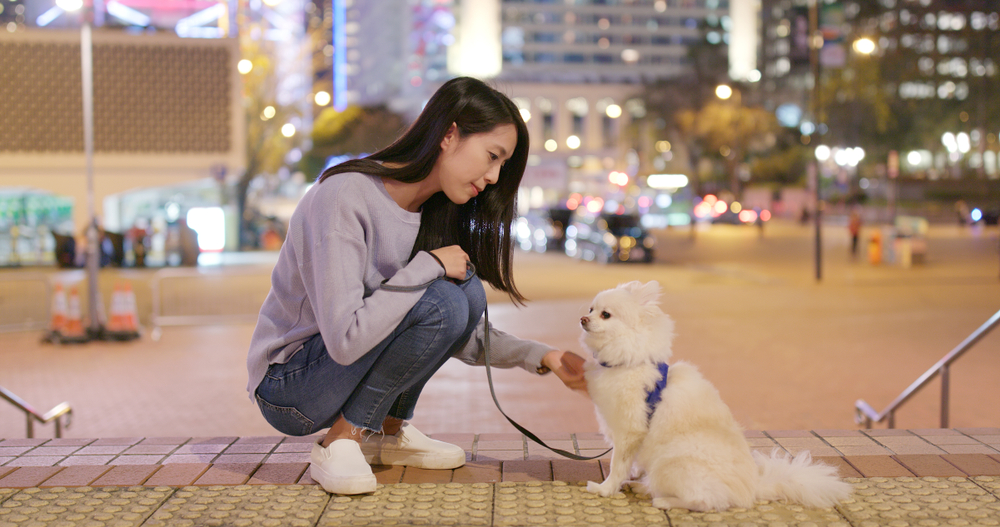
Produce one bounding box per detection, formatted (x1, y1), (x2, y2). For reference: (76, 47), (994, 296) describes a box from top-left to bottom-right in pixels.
(310, 463), (377, 495)
(362, 449), (466, 470)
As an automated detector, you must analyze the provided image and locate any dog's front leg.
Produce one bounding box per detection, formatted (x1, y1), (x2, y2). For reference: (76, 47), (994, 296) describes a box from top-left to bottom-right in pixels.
(586, 435), (641, 497)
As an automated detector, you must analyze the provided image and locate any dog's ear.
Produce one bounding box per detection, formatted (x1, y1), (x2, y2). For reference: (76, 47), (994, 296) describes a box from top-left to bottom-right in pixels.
(628, 281), (661, 306)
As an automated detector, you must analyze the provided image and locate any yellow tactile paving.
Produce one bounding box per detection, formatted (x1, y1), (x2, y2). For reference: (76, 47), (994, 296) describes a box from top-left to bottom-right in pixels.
(144, 485), (328, 527)
(0, 486), (172, 527)
(837, 476), (1000, 526)
(669, 502), (849, 526)
(492, 481), (669, 526)
(317, 482), (493, 526)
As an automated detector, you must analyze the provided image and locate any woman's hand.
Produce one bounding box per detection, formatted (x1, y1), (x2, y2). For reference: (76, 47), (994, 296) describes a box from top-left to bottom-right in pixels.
(542, 350), (588, 394)
(430, 246), (470, 281)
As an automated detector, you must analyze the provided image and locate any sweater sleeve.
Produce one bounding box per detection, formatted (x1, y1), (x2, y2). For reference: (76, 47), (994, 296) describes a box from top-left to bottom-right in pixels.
(451, 316), (554, 373)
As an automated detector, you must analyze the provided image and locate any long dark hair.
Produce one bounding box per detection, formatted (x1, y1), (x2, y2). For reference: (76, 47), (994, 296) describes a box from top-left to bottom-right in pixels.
(318, 77), (530, 304)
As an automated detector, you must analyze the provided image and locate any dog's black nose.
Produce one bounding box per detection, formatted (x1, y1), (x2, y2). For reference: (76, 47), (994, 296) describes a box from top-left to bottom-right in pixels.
(580, 316), (589, 328)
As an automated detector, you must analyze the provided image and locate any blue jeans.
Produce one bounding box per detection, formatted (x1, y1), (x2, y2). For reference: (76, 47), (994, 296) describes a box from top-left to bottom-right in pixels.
(254, 273), (486, 436)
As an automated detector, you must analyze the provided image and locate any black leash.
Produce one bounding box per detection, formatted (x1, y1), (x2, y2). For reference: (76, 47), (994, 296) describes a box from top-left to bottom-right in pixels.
(382, 261), (611, 461)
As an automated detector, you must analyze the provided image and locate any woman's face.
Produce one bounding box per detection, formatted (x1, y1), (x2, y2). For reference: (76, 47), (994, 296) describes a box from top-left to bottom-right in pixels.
(436, 123), (518, 205)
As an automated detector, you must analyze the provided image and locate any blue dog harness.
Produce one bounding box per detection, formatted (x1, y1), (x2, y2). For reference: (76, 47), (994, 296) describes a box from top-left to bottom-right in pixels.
(599, 361), (669, 421)
(645, 362), (670, 420)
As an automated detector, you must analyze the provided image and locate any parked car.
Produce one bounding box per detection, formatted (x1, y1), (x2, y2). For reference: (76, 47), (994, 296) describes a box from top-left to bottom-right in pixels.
(513, 213), (555, 253)
(564, 212), (655, 263)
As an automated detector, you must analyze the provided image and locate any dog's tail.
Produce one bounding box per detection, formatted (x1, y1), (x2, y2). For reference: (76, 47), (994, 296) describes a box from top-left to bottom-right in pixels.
(753, 449), (853, 508)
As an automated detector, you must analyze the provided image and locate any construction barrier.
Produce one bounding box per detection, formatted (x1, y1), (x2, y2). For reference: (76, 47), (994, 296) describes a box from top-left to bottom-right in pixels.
(0, 273), (51, 332)
(150, 266), (271, 340)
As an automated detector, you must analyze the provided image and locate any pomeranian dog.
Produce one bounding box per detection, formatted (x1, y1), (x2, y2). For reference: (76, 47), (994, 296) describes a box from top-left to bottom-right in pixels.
(581, 280), (852, 512)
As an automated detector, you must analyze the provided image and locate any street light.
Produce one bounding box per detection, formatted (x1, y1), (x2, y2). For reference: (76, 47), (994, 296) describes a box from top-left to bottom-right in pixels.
(715, 84), (733, 100)
(59, 0), (104, 339)
(852, 37), (876, 55)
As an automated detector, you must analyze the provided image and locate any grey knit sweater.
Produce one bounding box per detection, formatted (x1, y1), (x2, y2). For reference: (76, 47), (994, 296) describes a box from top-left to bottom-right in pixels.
(246, 172), (553, 399)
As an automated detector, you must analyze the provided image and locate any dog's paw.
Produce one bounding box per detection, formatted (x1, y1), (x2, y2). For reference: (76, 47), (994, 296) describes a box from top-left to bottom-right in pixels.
(586, 480), (617, 497)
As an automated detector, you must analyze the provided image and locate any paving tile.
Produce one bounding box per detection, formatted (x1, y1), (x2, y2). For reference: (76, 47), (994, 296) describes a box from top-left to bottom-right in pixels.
(743, 430), (767, 438)
(956, 427), (1000, 435)
(892, 454), (968, 477)
(162, 454), (217, 464)
(147, 484), (327, 527)
(452, 460), (501, 484)
(193, 462), (259, 485)
(941, 454), (1000, 476)
(938, 443), (1000, 455)
(575, 438), (611, 450)
(838, 476), (1000, 526)
(247, 462), (308, 484)
(476, 440), (524, 451)
(76, 444), (130, 455)
(502, 460), (551, 482)
(872, 436), (946, 454)
(774, 437), (828, 448)
(814, 456), (863, 478)
(920, 434), (983, 445)
(527, 440), (575, 457)
(91, 464), (161, 486)
(401, 466), (454, 484)
(0, 466), (64, 487)
(746, 437), (780, 447)
(265, 452), (309, 464)
(172, 443), (228, 455)
(844, 455), (914, 477)
(137, 437), (190, 445)
(813, 428), (865, 437)
(0, 446), (31, 456)
(3, 456), (65, 467)
(144, 463), (211, 486)
(122, 444), (177, 455)
(475, 450), (526, 462)
(39, 465), (113, 487)
(44, 438), (96, 447)
(971, 435), (1000, 445)
(765, 430), (815, 438)
(431, 433), (475, 451)
(823, 435), (883, 446)
(783, 445), (843, 457)
(577, 449), (612, 460)
(275, 441), (314, 453)
(0, 457), (13, 466)
(0, 466), (18, 478)
(0, 439), (49, 447)
(599, 459), (609, 478)
(319, 482), (490, 526)
(222, 442), (276, 454)
(213, 453), (267, 464)
(298, 467), (317, 486)
(1, 486), (173, 526)
(835, 444), (894, 456)
(371, 465), (404, 485)
(90, 437), (143, 446)
(493, 481), (669, 526)
(910, 428), (962, 436)
(862, 428), (915, 437)
(478, 433), (524, 441)
(109, 454), (166, 465)
(233, 435), (282, 444)
(21, 444), (80, 456)
(551, 459), (602, 484)
(58, 455), (116, 466)
(187, 436), (238, 445)
(282, 434), (324, 443)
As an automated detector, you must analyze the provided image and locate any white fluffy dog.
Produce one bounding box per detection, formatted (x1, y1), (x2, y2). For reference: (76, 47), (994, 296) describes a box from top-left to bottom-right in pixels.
(581, 280), (852, 512)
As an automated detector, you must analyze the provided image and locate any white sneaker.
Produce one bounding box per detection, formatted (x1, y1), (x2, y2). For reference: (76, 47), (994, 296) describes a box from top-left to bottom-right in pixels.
(310, 439), (377, 495)
(361, 422), (466, 469)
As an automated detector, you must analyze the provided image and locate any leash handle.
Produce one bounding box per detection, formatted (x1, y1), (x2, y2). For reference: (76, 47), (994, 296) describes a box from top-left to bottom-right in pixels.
(482, 305), (612, 461)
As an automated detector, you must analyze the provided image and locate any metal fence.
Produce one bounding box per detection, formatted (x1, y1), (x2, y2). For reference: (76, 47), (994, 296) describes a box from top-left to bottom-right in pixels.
(0, 272), (53, 332)
(149, 266), (272, 339)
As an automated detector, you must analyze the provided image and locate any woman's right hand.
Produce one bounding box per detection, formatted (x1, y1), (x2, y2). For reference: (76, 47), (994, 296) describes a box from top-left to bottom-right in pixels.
(430, 245), (470, 281)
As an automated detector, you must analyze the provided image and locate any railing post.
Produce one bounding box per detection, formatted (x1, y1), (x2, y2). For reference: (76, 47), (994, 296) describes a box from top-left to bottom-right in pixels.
(26, 415), (34, 439)
(55, 417), (62, 439)
(941, 363), (950, 429)
(888, 411), (895, 429)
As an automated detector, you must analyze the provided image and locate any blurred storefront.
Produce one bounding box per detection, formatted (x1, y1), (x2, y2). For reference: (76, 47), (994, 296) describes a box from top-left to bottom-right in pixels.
(0, 188), (74, 267)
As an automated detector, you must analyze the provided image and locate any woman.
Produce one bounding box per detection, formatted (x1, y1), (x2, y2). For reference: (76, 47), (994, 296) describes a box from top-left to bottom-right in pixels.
(246, 77), (586, 495)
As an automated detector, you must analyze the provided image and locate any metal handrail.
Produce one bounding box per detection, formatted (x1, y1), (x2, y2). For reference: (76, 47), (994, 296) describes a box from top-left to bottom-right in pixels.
(855, 309), (1000, 429)
(0, 385), (73, 438)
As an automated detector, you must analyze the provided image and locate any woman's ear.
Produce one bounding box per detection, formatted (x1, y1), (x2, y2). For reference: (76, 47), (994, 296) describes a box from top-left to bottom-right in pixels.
(440, 122), (459, 151)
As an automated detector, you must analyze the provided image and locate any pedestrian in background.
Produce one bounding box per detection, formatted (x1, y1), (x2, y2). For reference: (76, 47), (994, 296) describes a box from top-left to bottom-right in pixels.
(849, 208), (863, 258)
(246, 77), (587, 496)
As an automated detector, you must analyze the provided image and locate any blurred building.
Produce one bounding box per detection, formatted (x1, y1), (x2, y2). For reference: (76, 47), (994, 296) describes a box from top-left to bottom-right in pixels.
(758, 0), (1000, 179)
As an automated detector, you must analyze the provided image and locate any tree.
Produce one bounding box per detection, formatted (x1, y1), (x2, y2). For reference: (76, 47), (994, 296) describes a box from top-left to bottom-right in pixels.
(300, 105), (407, 182)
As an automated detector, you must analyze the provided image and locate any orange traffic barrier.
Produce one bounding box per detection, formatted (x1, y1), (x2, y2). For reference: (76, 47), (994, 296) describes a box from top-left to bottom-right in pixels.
(45, 283), (68, 341)
(106, 281), (140, 340)
(60, 287), (90, 344)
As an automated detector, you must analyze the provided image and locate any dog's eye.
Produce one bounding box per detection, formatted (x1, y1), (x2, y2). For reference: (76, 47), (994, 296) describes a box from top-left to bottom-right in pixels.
(600, 311), (611, 320)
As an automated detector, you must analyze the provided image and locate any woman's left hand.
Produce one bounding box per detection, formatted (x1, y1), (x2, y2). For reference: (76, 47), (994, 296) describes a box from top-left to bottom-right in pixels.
(542, 350), (588, 394)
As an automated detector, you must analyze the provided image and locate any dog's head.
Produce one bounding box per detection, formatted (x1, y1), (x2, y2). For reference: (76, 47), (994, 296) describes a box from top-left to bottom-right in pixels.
(579, 280), (674, 367)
